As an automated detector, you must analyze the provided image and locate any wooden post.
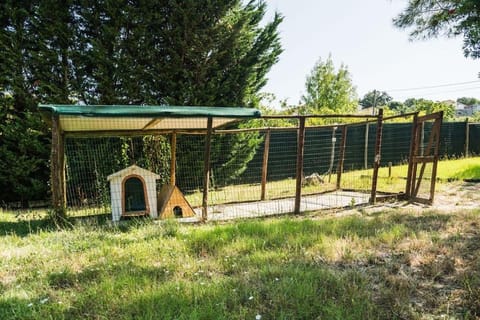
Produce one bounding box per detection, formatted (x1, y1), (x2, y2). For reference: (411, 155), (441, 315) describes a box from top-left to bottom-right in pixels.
(260, 129), (271, 201)
(429, 111), (443, 203)
(465, 118), (470, 158)
(294, 117), (306, 214)
(388, 162), (392, 178)
(364, 123), (369, 169)
(410, 127), (421, 198)
(336, 125), (347, 190)
(406, 113), (419, 197)
(370, 109), (383, 204)
(202, 117), (213, 221)
(328, 126), (337, 183)
(51, 115), (66, 219)
(170, 132), (177, 185)
(420, 121), (425, 156)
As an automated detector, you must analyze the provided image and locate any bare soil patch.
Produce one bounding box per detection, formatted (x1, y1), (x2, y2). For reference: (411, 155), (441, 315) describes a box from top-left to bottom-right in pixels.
(333, 181), (480, 319)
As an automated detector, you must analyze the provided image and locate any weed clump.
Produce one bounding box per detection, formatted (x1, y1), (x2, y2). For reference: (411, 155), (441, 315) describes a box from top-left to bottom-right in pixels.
(162, 218), (179, 238)
(47, 268), (77, 289)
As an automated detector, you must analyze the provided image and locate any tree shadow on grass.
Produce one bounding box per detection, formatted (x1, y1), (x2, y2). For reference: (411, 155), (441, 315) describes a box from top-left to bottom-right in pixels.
(184, 213), (453, 257)
(0, 212), (146, 238)
(388, 212), (452, 232)
(0, 217), (55, 237)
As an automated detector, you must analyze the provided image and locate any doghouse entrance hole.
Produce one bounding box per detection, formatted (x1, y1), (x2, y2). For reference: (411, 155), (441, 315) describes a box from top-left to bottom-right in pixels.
(173, 206), (183, 218)
(124, 176), (147, 213)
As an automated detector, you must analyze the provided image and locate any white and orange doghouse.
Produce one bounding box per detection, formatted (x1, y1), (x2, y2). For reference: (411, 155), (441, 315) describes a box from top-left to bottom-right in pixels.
(107, 165), (195, 222)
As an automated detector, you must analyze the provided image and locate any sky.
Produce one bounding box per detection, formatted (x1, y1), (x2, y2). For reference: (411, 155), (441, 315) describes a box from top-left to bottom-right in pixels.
(262, 0), (480, 106)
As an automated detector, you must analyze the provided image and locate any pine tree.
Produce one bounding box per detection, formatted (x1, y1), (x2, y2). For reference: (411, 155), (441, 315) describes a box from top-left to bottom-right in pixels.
(0, 0), (283, 202)
(394, 0), (480, 59)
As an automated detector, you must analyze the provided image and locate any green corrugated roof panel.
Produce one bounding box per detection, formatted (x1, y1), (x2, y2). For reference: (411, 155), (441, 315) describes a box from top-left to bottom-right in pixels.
(38, 104), (261, 133)
(39, 104), (261, 118)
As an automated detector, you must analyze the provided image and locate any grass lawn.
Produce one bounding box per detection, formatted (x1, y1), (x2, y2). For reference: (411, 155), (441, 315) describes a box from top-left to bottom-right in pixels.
(1, 208), (480, 319)
(1, 157), (479, 319)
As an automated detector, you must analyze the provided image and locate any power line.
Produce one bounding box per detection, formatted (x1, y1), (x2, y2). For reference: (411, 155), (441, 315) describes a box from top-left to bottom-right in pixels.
(394, 85), (480, 99)
(387, 80), (480, 92)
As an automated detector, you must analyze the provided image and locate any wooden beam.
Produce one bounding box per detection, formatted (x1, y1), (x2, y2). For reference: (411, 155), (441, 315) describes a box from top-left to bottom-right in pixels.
(170, 132), (177, 185)
(429, 112), (443, 203)
(465, 118), (470, 157)
(66, 129), (181, 138)
(364, 123), (369, 169)
(294, 117), (306, 214)
(370, 109), (384, 204)
(417, 112), (444, 122)
(51, 115), (66, 219)
(261, 114), (377, 120)
(336, 125), (347, 190)
(405, 113), (419, 197)
(202, 117), (213, 221)
(142, 118), (164, 130)
(382, 112), (418, 121)
(260, 129), (271, 200)
(214, 124), (341, 134)
(412, 156), (436, 163)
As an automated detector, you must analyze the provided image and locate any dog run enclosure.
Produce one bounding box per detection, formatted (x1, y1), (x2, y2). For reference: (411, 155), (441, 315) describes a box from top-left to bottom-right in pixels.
(39, 104), (443, 222)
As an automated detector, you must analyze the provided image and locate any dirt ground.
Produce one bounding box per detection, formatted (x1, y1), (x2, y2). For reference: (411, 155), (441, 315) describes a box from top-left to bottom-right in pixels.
(362, 181), (480, 215)
(431, 181), (480, 211)
(336, 181), (480, 319)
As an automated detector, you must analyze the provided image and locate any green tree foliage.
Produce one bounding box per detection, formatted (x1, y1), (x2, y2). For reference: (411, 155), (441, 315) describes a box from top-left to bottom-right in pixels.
(68, 0), (282, 107)
(0, 0), (283, 203)
(301, 56), (358, 117)
(359, 90), (392, 108)
(0, 94), (50, 206)
(404, 98), (455, 120)
(457, 97), (480, 106)
(394, 0), (480, 59)
(388, 101), (408, 113)
(0, 1), (53, 207)
(473, 111), (480, 121)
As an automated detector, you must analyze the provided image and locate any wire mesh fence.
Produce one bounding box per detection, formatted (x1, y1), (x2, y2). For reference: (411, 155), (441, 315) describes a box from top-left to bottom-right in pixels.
(374, 116), (414, 196)
(57, 112), (446, 222)
(411, 117), (440, 202)
(467, 122), (480, 156)
(65, 136), (173, 218)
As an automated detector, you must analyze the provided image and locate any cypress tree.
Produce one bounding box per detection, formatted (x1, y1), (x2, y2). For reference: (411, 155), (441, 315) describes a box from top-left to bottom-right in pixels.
(0, 0), (283, 203)
(0, 1), (51, 206)
(71, 0), (283, 188)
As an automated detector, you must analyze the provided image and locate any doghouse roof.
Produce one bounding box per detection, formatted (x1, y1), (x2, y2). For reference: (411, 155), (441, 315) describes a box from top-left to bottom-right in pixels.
(107, 165), (160, 181)
(39, 104), (261, 134)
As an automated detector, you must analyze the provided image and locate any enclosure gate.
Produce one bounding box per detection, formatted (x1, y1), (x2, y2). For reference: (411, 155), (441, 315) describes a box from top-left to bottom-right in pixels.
(405, 111), (443, 204)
